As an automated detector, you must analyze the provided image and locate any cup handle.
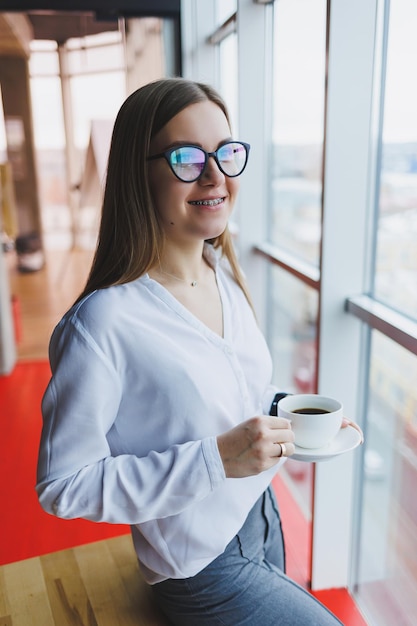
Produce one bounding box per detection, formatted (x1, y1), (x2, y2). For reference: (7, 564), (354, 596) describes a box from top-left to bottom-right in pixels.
(342, 418), (364, 444)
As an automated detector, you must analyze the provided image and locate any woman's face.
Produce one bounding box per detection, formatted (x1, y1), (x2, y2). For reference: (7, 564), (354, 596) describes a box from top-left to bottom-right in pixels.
(148, 100), (240, 246)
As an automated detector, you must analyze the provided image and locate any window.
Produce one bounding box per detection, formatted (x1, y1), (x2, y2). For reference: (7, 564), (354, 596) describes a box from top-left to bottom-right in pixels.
(267, 0), (327, 521)
(186, 2), (417, 621)
(218, 32), (238, 136)
(215, 0), (236, 24)
(65, 31), (126, 150)
(270, 0), (327, 266)
(29, 33), (126, 249)
(29, 43), (68, 248)
(29, 43), (65, 150)
(28, 16), (167, 250)
(355, 331), (417, 624)
(374, 0), (417, 321)
(351, 2), (417, 622)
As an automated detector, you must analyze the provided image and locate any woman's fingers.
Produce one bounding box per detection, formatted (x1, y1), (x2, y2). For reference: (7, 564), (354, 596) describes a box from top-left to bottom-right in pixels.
(269, 416), (292, 430)
(274, 440), (296, 458)
(268, 416), (295, 457)
(217, 415), (295, 478)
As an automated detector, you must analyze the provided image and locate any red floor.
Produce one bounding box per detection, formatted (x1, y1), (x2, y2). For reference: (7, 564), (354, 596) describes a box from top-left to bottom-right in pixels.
(0, 360), (129, 566)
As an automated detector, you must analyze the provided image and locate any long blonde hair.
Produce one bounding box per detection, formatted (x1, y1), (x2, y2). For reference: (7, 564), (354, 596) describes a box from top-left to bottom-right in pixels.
(76, 77), (253, 308)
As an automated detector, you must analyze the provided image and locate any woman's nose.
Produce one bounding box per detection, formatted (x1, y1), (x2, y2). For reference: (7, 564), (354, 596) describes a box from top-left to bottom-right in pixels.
(200, 156), (225, 185)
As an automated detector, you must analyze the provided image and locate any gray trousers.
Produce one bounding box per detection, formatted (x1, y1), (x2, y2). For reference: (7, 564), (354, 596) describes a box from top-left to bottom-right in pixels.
(152, 486), (344, 625)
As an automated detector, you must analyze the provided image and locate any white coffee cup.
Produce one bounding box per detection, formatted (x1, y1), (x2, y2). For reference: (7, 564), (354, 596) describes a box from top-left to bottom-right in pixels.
(277, 394), (343, 449)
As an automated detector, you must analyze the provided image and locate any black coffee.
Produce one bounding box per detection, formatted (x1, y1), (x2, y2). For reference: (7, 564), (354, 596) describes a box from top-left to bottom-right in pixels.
(292, 408), (330, 415)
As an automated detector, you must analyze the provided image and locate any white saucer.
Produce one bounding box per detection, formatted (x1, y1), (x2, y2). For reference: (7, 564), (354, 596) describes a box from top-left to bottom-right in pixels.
(291, 425), (363, 462)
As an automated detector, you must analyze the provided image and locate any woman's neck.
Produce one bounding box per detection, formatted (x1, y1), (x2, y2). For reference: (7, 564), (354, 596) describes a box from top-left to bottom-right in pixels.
(150, 242), (208, 287)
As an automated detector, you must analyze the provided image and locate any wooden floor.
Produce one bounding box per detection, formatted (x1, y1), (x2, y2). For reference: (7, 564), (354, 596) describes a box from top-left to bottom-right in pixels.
(0, 535), (168, 626)
(7, 248), (94, 361)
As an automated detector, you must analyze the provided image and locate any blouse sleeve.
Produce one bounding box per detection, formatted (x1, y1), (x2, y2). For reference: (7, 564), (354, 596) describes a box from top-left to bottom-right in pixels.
(262, 384), (279, 414)
(36, 315), (226, 525)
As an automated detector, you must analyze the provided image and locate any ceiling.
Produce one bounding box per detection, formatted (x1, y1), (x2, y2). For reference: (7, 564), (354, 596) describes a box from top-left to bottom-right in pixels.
(0, 0), (180, 15)
(0, 1), (180, 55)
(27, 12), (118, 44)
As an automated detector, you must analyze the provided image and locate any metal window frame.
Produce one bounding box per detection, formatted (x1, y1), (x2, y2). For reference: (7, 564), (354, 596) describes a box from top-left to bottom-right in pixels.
(254, 242), (320, 290)
(207, 12), (236, 45)
(346, 295), (417, 356)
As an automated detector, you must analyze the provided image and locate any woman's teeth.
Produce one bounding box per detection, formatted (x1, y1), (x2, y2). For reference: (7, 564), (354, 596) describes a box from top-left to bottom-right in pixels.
(189, 198), (224, 206)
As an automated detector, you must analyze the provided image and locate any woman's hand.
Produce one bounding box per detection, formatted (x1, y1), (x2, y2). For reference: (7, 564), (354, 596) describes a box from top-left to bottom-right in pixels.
(217, 416), (295, 479)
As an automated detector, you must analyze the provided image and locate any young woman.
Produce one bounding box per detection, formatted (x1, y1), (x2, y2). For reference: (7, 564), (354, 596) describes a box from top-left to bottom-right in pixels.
(37, 78), (343, 625)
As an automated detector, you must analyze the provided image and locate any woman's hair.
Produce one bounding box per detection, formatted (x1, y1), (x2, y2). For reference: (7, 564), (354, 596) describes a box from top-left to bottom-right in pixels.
(76, 77), (253, 307)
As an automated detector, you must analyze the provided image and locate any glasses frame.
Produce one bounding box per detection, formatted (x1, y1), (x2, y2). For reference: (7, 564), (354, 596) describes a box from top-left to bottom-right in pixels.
(147, 141), (251, 183)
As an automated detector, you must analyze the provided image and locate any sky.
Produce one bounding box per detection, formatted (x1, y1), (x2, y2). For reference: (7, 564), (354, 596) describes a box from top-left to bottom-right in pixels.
(272, 0), (417, 144)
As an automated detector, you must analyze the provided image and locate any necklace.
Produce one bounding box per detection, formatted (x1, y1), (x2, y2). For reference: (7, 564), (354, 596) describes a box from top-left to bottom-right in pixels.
(157, 269), (199, 287)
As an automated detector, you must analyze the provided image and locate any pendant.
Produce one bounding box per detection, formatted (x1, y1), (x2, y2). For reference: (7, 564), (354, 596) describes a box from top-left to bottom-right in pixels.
(191, 280), (197, 287)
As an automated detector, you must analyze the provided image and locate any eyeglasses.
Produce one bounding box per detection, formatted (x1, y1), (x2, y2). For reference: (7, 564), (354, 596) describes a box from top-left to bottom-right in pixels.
(147, 141), (250, 183)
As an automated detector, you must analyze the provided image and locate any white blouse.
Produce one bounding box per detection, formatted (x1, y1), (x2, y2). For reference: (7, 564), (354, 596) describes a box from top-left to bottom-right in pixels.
(36, 244), (283, 584)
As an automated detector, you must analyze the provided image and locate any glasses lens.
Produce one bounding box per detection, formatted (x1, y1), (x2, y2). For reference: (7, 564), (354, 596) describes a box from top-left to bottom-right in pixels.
(170, 147), (206, 181)
(217, 142), (248, 177)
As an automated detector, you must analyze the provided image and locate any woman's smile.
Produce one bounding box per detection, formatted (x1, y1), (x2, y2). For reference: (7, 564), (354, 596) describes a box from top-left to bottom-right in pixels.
(188, 196), (226, 207)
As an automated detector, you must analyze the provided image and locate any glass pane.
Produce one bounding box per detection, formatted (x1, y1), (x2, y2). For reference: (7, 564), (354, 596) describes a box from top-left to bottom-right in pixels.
(29, 74), (69, 249)
(67, 41), (124, 75)
(355, 331), (417, 626)
(215, 0), (236, 24)
(30, 76), (65, 149)
(29, 47), (59, 76)
(218, 32), (238, 135)
(268, 265), (318, 520)
(70, 72), (125, 149)
(374, 0), (417, 321)
(66, 30), (121, 51)
(30, 40), (58, 53)
(270, 0), (326, 266)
